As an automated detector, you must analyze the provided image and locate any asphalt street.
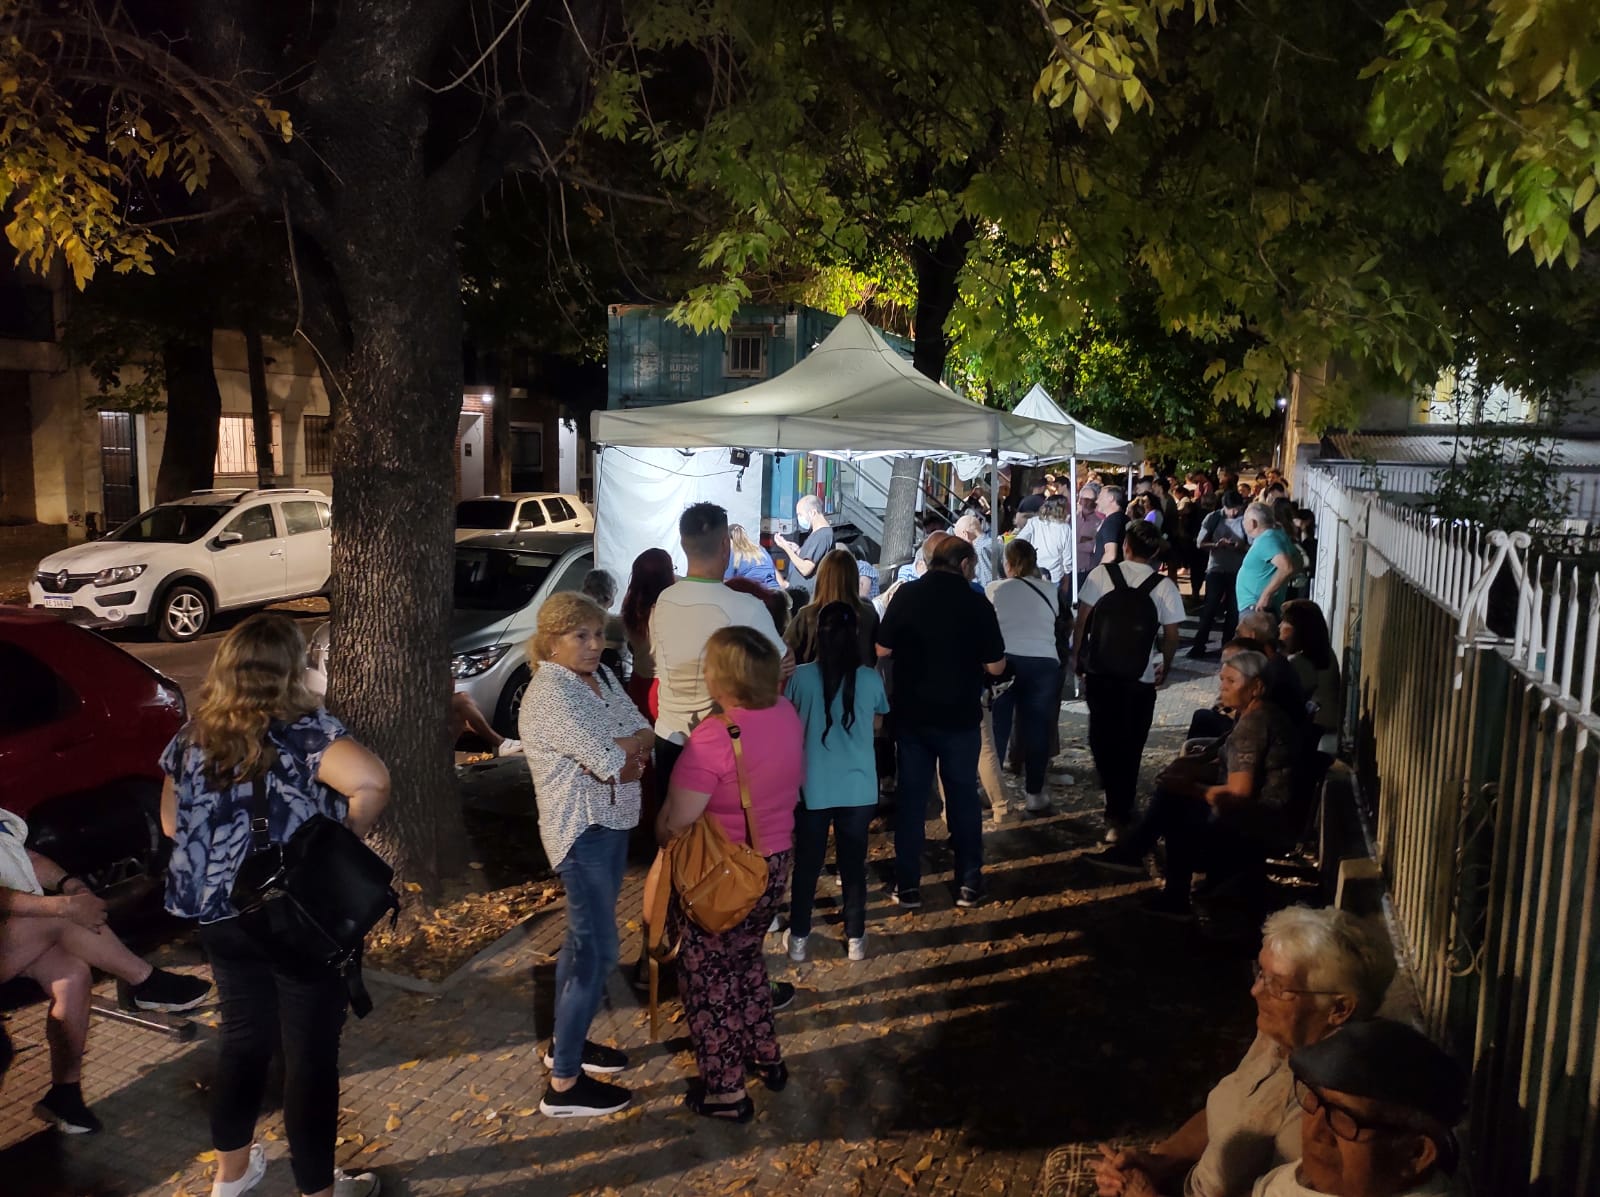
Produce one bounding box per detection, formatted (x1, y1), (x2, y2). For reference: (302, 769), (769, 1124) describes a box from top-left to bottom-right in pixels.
(110, 598), (328, 703)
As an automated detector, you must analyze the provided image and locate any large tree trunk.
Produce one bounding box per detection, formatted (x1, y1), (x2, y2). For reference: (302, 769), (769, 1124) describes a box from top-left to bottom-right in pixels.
(244, 325), (275, 488)
(878, 223), (975, 561)
(189, 0), (615, 898)
(154, 330), (221, 502)
(322, 209), (467, 894)
(879, 455), (921, 568)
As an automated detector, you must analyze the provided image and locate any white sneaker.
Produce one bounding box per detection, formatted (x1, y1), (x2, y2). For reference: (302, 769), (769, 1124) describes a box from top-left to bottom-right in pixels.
(847, 936), (867, 961)
(496, 738), (523, 757)
(768, 914), (783, 935)
(1024, 791), (1051, 817)
(787, 932), (808, 962)
(210, 1144), (267, 1197)
(333, 1170), (381, 1197)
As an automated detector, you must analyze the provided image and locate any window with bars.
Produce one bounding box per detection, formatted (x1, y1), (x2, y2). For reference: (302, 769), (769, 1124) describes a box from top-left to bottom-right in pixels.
(215, 414), (283, 476)
(304, 414), (332, 474)
(723, 330), (768, 378)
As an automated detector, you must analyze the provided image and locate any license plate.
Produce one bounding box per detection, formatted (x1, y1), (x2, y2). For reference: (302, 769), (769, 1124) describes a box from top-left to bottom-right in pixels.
(40, 595), (74, 609)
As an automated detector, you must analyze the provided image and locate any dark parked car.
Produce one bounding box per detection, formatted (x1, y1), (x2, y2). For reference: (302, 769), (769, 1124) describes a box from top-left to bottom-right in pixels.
(0, 608), (185, 891)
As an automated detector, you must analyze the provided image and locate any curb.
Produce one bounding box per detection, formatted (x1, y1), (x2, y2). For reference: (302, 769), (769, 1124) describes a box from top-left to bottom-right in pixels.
(365, 905), (555, 997)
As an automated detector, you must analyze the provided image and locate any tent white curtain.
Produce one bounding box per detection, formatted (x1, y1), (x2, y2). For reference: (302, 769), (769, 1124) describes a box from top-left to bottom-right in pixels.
(592, 447), (764, 591)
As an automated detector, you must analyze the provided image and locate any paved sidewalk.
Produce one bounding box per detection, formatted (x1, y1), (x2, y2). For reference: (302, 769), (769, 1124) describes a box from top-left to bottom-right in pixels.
(2, 660), (1262, 1197)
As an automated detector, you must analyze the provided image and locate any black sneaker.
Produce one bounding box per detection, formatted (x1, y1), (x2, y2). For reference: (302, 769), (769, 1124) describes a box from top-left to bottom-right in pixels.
(769, 981), (796, 1011)
(1084, 844), (1147, 875)
(538, 1072), (631, 1118)
(956, 885), (985, 908)
(542, 1039), (628, 1074)
(890, 886), (922, 909)
(34, 1084), (101, 1134)
(124, 968), (212, 1013)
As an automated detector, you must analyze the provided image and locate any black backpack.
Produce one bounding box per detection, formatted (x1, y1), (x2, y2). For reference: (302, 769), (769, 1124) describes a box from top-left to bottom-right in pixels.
(1084, 564), (1164, 679)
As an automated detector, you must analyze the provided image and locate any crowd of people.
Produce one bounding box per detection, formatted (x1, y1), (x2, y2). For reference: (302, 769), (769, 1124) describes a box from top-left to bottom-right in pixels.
(0, 461), (1465, 1197)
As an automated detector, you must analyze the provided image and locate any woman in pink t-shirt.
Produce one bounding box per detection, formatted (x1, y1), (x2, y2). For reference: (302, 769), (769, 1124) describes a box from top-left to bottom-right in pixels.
(657, 626), (803, 1123)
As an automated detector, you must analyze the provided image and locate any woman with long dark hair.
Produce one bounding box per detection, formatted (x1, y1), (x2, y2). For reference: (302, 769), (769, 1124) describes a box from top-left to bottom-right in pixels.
(1279, 599), (1341, 755)
(785, 602), (889, 962)
(784, 547), (878, 666)
(160, 614), (390, 1197)
(620, 548), (675, 724)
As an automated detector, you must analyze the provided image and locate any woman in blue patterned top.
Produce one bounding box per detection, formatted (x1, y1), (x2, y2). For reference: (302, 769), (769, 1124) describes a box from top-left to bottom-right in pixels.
(160, 614), (390, 1197)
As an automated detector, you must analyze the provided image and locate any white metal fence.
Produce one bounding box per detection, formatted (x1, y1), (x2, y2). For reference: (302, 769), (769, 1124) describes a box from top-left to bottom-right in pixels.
(1301, 465), (1600, 1195)
(1315, 458), (1600, 525)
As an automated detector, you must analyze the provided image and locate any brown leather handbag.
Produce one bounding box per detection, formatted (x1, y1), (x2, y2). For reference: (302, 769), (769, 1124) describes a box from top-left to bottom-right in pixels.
(641, 715), (769, 1037)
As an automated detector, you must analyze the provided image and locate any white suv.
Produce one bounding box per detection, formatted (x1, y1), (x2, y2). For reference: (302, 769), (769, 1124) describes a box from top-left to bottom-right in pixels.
(28, 488), (332, 642)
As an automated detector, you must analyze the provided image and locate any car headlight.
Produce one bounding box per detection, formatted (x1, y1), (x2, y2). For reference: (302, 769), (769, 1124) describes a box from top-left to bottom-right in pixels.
(93, 564), (147, 586)
(451, 644), (511, 679)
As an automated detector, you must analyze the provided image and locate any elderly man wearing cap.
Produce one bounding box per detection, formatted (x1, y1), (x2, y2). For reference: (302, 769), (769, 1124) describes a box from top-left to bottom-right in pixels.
(1252, 1018), (1466, 1197)
(1090, 906), (1394, 1197)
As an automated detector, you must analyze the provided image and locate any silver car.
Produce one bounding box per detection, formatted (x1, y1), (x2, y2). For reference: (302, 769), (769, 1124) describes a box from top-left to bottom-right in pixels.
(308, 531), (594, 735)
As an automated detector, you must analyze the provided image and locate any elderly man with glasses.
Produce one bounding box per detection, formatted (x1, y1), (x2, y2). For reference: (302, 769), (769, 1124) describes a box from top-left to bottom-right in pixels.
(1089, 906), (1395, 1197)
(1251, 1018), (1466, 1197)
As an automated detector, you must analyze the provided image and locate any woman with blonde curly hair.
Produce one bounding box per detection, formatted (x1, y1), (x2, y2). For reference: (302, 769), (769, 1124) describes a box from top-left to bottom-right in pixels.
(159, 613), (390, 1197)
(518, 591), (653, 1119)
(784, 547), (879, 666)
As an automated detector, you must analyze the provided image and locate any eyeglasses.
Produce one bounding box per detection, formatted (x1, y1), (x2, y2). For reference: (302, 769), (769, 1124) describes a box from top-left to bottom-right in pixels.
(1250, 960), (1344, 1001)
(1294, 1079), (1412, 1142)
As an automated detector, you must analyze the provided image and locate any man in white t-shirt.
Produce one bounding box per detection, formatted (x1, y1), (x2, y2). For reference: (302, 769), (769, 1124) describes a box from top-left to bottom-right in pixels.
(1070, 519), (1185, 841)
(649, 502), (790, 791)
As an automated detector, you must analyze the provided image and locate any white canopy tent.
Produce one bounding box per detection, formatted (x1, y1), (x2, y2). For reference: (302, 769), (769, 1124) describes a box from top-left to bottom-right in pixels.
(1008, 383), (1145, 606)
(1011, 384), (1142, 466)
(593, 315), (1077, 460)
(591, 315), (1077, 581)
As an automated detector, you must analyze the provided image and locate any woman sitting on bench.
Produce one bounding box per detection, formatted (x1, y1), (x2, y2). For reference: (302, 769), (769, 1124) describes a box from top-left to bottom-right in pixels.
(0, 808), (210, 1134)
(1085, 651), (1297, 920)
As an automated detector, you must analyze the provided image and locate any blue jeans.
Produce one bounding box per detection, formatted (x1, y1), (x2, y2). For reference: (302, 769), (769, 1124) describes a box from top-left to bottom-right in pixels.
(551, 824), (629, 1079)
(895, 726), (983, 893)
(992, 655), (1061, 794)
(790, 803), (875, 939)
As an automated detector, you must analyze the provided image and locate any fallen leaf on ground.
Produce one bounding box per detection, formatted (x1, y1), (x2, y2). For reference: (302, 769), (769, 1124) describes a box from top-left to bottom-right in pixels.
(915, 1155), (934, 1172)
(195, 1151), (216, 1164)
(384, 1114), (402, 1132)
(397, 1059), (421, 1070)
(893, 1166), (917, 1186)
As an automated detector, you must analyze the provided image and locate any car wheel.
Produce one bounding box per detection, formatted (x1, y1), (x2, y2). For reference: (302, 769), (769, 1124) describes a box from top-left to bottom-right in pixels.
(493, 664), (531, 739)
(157, 584), (211, 642)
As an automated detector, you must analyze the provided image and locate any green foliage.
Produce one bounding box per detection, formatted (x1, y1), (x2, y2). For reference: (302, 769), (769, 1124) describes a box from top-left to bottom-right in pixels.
(610, 0), (1082, 346)
(0, 1), (288, 289)
(1364, 0), (1600, 267)
(947, 270), (1276, 468)
(60, 301), (166, 413)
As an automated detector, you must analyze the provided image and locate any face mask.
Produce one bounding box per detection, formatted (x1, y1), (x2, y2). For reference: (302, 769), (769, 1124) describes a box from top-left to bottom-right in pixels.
(796, 515), (811, 532)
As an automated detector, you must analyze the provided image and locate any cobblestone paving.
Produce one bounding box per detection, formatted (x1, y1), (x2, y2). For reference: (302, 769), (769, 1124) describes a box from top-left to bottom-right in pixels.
(2, 656), (1265, 1197)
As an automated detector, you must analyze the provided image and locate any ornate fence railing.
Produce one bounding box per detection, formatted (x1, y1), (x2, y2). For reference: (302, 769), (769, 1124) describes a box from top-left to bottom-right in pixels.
(1299, 465), (1600, 1195)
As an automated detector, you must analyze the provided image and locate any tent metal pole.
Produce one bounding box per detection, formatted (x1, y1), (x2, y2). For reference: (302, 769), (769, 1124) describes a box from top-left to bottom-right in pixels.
(1069, 454), (1080, 609)
(986, 450), (1000, 540)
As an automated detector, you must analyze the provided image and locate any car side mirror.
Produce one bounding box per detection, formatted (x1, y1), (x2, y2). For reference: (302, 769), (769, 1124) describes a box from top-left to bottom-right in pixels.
(516, 520), (538, 531)
(215, 531), (244, 547)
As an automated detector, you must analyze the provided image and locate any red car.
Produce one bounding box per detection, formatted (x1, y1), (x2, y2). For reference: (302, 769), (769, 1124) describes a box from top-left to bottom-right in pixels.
(0, 607), (185, 890)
